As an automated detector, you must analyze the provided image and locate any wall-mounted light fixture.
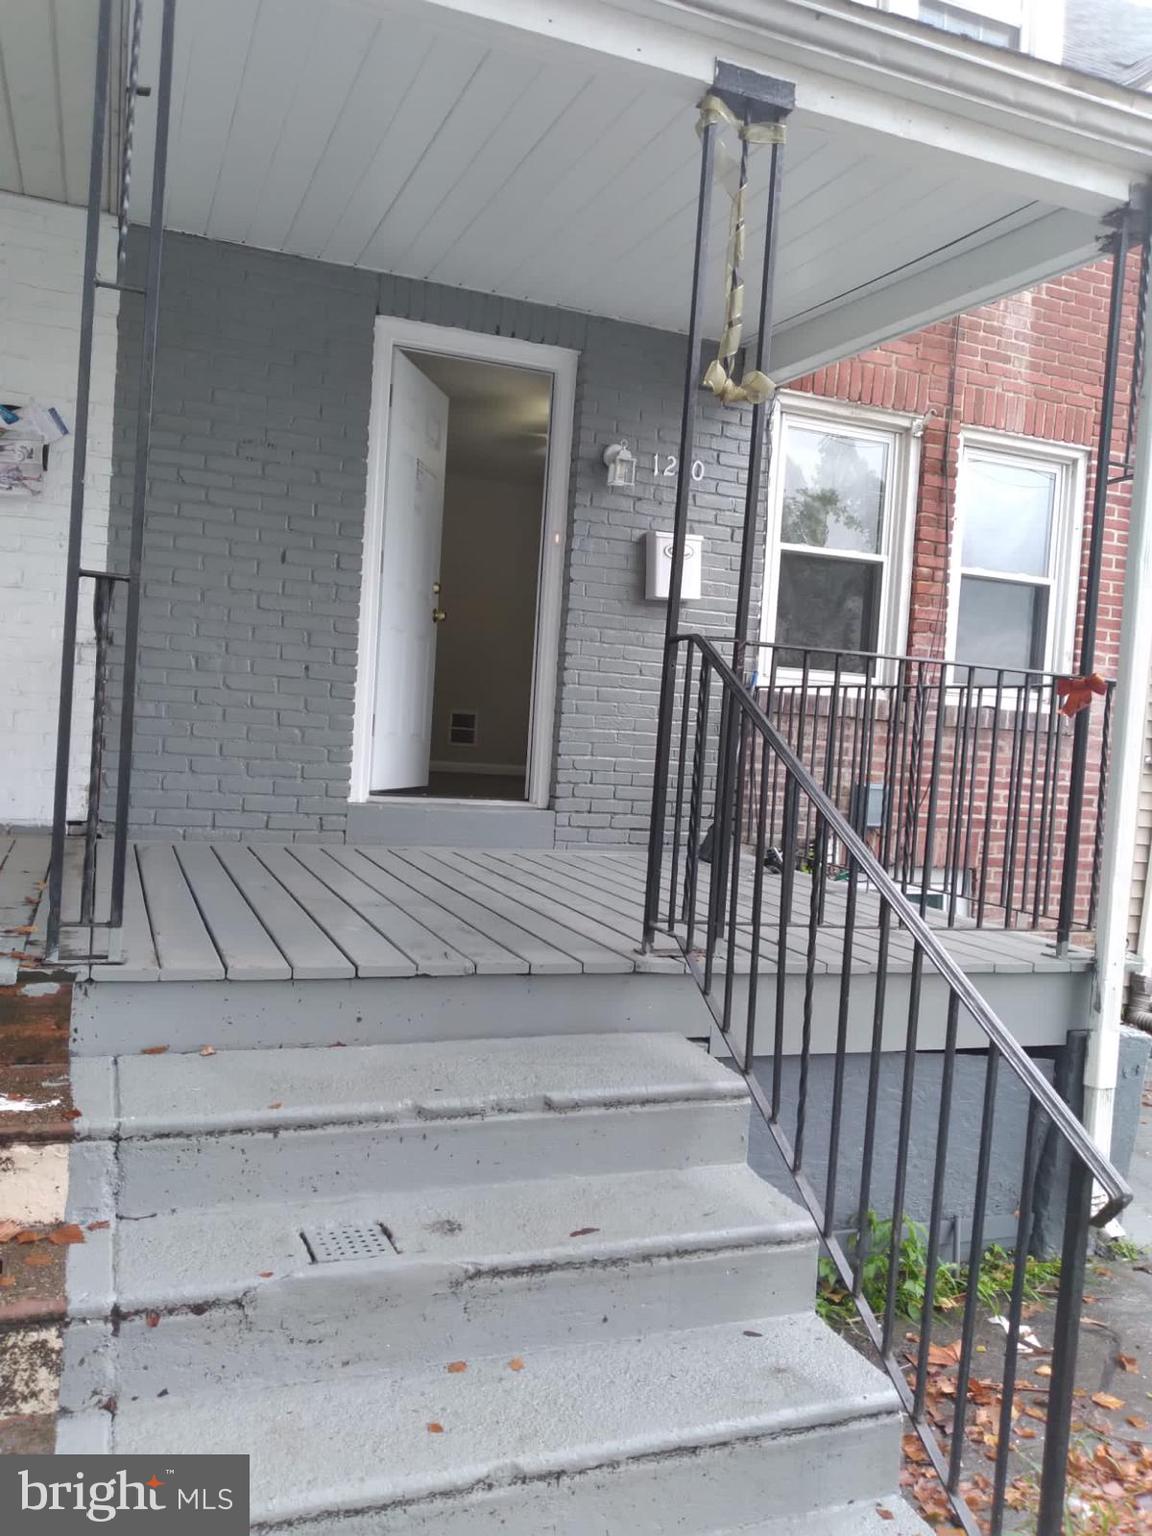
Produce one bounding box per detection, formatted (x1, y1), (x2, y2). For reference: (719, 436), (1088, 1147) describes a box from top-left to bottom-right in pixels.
(602, 440), (636, 489)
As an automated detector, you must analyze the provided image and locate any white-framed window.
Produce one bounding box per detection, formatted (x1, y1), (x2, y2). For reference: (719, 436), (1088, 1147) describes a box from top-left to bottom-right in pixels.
(919, 0), (1020, 47)
(760, 395), (919, 673)
(947, 430), (1087, 680)
(861, 0), (1064, 61)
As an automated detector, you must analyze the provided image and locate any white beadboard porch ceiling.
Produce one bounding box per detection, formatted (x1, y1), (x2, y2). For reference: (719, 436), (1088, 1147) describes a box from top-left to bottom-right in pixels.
(3, 0), (1152, 376)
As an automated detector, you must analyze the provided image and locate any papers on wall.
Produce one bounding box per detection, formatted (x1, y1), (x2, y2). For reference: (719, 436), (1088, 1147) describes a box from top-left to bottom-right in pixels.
(0, 402), (70, 497)
(19, 403), (69, 443)
(0, 433), (45, 496)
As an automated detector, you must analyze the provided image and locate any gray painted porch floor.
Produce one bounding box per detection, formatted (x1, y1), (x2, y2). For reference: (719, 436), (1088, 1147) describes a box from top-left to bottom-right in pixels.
(1, 831), (1092, 986)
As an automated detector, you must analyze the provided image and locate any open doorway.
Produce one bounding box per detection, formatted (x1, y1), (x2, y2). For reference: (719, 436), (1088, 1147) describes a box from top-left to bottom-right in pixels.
(355, 322), (577, 809)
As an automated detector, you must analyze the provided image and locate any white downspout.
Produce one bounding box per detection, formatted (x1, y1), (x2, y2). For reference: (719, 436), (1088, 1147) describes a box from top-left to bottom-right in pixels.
(1136, 699), (1152, 974)
(1083, 340), (1152, 1163)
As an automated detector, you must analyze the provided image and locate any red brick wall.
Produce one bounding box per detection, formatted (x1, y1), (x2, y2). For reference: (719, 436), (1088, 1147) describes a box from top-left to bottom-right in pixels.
(755, 253), (1141, 932)
(786, 252), (1142, 673)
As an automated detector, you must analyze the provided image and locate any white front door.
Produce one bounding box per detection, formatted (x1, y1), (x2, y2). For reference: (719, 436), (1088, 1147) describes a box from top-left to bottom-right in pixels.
(370, 352), (450, 791)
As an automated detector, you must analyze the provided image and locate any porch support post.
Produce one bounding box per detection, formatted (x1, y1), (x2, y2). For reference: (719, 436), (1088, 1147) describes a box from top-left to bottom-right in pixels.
(108, 0), (178, 937)
(709, 98), (792, 943)
(700, 77), (792, 952)
(1057, 199), (1145, 948)
(731, 134), (786, 661)
(1084, 191), (1152, 1165)
(642, 115), (717, 948)
(644, 68), (795, 949)
(46, 0), (113, 957)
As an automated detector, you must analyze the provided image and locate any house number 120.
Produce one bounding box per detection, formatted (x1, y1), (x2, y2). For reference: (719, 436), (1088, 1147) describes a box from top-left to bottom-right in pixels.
(654, 453), (705, 482)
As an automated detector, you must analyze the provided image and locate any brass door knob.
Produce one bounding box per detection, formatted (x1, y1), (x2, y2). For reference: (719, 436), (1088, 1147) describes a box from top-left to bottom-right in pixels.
(432, 607), (447, 624)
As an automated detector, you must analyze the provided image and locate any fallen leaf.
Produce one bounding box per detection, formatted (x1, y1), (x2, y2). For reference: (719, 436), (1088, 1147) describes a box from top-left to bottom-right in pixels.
(426, 1422), (444, 1434)
(1036, 1364), (1053, 1378)
(446, 1361), (467, 1374)
(1092, 1392), (1126, 1411)
(87, 1221), (110, 1231)
(25, 1251), (52, 1268)
(199, 1045), (216, 1057)
(48, 1224), (85, 1246)
(568, 1227), (600, 1238)
(145, 1311), (160, 1329)
(507, 1357), (525, 1372)
(743, 1329), (763, 1338)
(268, 1102), (283, 1110)
(1128, 1414), (1150, 1429)
(257, 1272), (273, 1279)
(140, 1046), (168, 1056)
(1119, 1353), (1139, 1373)
(927, 1341), (963, 1367)
(0, 1221), (23, 1242)
(902, 1435), (929, 1464)
(877, 1511), (895, 1522)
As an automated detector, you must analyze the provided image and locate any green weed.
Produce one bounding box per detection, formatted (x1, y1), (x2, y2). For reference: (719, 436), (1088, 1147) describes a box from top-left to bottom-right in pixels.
(816, 1212), (1062, 1326)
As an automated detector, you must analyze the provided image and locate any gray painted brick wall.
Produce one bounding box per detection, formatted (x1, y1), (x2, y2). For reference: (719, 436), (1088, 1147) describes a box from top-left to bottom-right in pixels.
(107, 235), (761, 842)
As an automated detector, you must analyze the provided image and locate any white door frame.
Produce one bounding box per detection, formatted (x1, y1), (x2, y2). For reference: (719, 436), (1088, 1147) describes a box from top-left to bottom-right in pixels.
(352, 317), (578, 809)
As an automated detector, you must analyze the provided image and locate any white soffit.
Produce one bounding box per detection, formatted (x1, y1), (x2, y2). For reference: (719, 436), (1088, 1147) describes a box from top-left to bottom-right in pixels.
(3, 0), (1150, 374)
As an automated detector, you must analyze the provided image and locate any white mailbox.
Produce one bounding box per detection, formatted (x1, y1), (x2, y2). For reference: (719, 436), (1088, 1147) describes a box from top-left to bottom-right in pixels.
(645, 531), (703, 602)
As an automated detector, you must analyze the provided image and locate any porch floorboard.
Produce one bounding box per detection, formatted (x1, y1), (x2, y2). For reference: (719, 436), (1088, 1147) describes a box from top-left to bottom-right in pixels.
(1, 836), (1093, 986)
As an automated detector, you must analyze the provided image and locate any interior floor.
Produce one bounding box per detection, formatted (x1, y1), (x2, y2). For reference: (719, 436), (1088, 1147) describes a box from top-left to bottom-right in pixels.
(386, 771), (527, 800)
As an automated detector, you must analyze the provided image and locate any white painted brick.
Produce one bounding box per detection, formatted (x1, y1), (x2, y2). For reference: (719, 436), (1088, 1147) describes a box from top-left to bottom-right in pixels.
(0, 193), (120, 823)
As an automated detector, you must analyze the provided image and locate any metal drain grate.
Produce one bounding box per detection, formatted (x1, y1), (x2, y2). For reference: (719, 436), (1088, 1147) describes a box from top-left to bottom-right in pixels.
(301, 1221), (399, 1264)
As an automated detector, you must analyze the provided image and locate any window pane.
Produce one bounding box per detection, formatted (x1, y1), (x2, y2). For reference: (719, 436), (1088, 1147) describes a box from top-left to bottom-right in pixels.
(775, 551), (882, 668)
(919, 2), (1020, 48)
(961, 457), (1055, 575)
(781, 426), (887, 554)
(954, 577), (1048, 677)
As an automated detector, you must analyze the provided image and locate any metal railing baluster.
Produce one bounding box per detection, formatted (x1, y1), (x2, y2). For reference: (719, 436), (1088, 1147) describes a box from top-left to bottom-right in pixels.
(645, 633), (1131, 1534)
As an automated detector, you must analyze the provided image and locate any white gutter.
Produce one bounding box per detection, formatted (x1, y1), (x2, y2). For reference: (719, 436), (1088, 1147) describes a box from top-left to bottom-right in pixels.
(411, 0), (1152, 209)
(1084, 332), (1152, 1166)
(655, 0), (1152, 164)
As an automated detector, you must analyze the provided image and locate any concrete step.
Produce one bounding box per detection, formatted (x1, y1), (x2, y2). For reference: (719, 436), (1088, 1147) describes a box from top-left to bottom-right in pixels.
(74, 1032), (749, 1214)
(709, 1503), (932, 1534)
(63, 1315), (906, 1533)
(63, 1165), (817, 1401)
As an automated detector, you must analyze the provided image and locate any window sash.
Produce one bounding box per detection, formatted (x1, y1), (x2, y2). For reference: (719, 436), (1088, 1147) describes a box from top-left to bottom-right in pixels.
(777, 543), (886, 565)
(948, 432), (1086, 679)
(919, 1), (1021, 47)
(958, 449), (1058, 577)
(763, 402), (914, 680)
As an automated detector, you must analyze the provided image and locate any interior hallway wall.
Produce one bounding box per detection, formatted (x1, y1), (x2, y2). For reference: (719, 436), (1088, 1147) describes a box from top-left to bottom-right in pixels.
(430, 470), (543, 774)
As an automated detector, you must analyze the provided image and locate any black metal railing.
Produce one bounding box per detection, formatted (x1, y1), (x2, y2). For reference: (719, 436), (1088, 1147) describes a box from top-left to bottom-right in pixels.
(78, 570), (128, 934)
(744, 643), (1112, 943)
(647, 633), (1130, 1535)
(46, 0), (176, 960)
